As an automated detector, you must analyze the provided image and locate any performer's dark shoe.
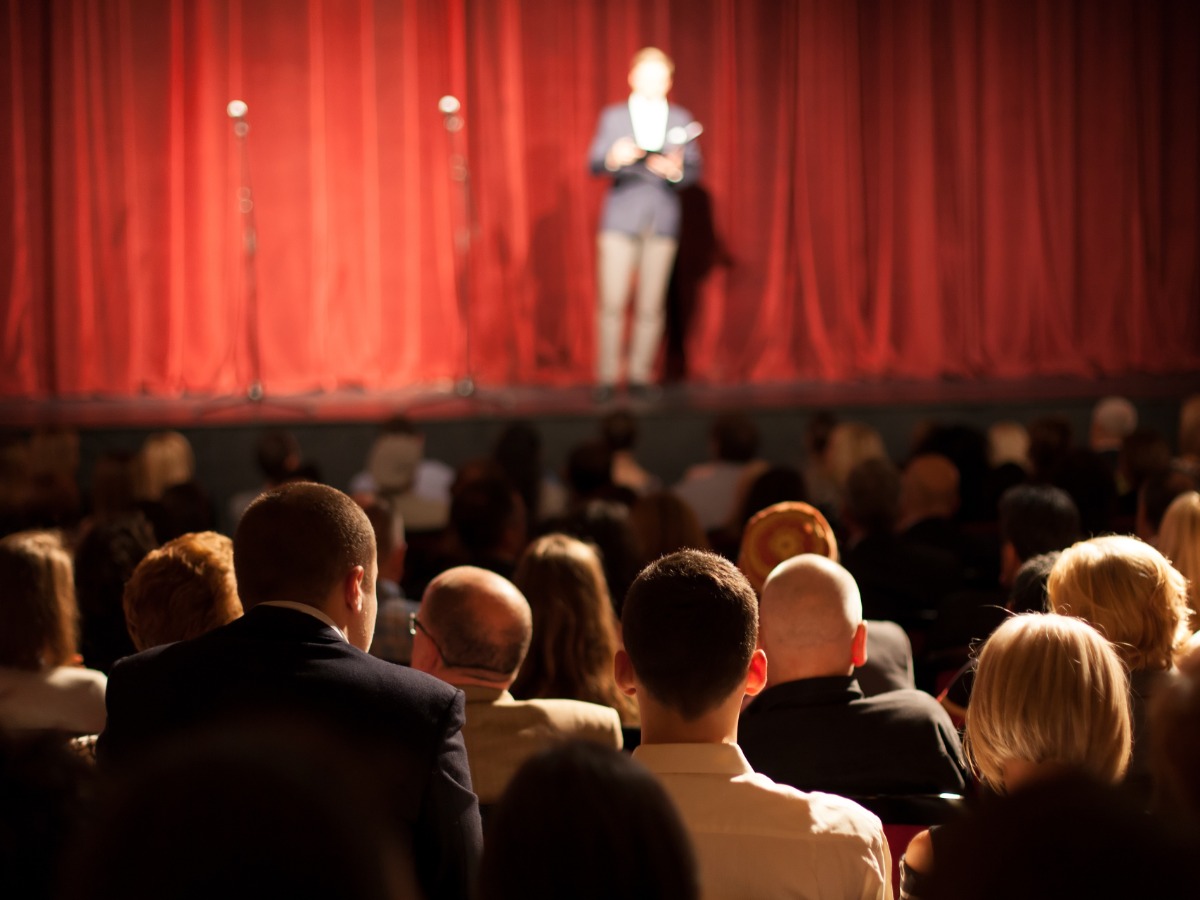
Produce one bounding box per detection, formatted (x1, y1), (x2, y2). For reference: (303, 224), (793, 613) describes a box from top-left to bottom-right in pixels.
(629, 382), (663, 403)
(592, 384), (616, 404)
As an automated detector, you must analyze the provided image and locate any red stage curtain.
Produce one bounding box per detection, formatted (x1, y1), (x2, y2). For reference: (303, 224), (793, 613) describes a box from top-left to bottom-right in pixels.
(2, 0), (1197, 398)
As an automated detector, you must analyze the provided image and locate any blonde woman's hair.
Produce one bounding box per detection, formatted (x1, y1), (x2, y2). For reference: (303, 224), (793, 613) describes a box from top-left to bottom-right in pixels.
(1047, 535), (1191, 671)
(965, 613), (1132, 791)
(0, 530), (79, 669)
(1157, 491), (1200, 630)
(136, 431), (195, 501)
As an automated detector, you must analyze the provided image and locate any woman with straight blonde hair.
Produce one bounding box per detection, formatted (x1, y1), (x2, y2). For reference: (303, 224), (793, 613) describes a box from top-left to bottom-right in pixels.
(1157, 491), (1200, 630)
(512, 534), (638, 726)
(901, 614), (1131, 898)
(1047, 534), (1190, 801)
(0, 531), (107, 734)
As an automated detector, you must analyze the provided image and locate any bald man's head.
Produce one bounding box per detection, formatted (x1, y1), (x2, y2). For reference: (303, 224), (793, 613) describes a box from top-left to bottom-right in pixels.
(418, 566), (532, 684)
(758, 555), (866, 684)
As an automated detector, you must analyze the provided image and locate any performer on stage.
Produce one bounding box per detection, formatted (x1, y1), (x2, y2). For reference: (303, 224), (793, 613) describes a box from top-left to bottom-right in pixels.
(588, 47), (702, 402)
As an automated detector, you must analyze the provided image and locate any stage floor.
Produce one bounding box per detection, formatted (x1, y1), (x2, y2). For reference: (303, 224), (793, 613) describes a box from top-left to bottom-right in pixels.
(5, 372), (1199, 430)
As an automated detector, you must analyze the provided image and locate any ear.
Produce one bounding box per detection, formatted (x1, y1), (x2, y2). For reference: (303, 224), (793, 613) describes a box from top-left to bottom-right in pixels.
(851, 621), (869, 668)
(614, 648), (638, 697)
(343, 565), (366, 613)
(743, 648), (768, 698)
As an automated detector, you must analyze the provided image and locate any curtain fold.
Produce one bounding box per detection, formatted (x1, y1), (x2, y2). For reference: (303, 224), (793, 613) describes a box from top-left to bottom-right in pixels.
(2, 0), (1197, 399)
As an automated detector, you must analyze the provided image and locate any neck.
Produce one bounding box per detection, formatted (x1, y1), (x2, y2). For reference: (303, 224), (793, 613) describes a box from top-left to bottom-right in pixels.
(637, 694), (741, 746)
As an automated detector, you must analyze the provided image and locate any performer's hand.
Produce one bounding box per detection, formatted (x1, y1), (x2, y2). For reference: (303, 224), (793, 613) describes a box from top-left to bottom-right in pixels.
(644, 149), (684, 183)
(606, 137), (645, 170)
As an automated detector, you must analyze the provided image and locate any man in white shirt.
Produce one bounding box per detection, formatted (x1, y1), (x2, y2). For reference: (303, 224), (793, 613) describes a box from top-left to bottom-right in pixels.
(615, 549), (892, 900)
(588, 47), (702, 401)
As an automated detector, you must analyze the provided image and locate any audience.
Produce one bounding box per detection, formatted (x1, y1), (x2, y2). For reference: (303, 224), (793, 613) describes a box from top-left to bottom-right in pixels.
(479, 741), (700, 900)
(412, 566), (622, 805)
(674, 412), (763, 531)
(901, 614), (1133, 898)
(616, 549), (892, 899)
(628, 490), (710, 562)
(1047, 535), (1192, 802)
(227, 428), (303, 527)
(1157, 490), (1200, 628)
(97, 482), (482, 900)
(511, 534), (638, 725)
(492, 420), (567, 522)
(134, 430), (195, 502)
(739, 554), (967, 799)
(1138, 466), (1196, 543)
(601, 409), (661, 496)
(121, 531), (242, 651)
(0, 531), (107, 735)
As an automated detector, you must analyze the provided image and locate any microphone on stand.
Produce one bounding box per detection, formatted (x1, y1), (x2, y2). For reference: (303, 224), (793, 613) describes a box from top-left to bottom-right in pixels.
(438, 95), (463, 133)
(227, 99), (250, 137)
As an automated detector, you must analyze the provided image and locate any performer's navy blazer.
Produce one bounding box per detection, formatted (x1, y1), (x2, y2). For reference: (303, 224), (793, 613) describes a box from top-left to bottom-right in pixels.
(97, 604), (482, 900)
(588, 101), (703, 238)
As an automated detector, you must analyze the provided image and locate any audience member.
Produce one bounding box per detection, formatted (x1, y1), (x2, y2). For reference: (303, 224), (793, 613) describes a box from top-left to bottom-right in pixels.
(447, 474), (527, 581)
(821, 421), (888, 511)
(1179, 394), (1200, 477)
(601, 408), (662, 496)
(512, 534), (638, 724)
(800, 409), (840, 511)
(901, 614), (1132, 897)
(72, 512), (158, 673)
(1051, 447), (1118, 536)
(985, 421), (1030, 472)
(542, 499), (642, 616)
(412, 566), (622, 805)
(910, 424), (991, 524)
(492, 420), (567, 523)
(360, 499), (420, 665)
(997, 484), (1081, 587)
(1025, 415), (1072, 483)
(134, 431), (196, 502)
(628, 490), (710, 563)
(362, 417), (451, 533)
(737, 501), (839, 594)
(1048, 535), (1191, 802)
(88, 450), (140, 520)
(97, 482), (482, 900)
(1006, 551), (1060, 615)
(0, 728), (95, 900)
(900, 454), (987, 583)
(1157, 491), (1200, 628)
(616, 549), (892, 899)
(740, 555), (967, 799)
(479, 741), (700, 900)
(674, 412), (763, 531)
(64, 720), (418, 900)
(1137, 466), (1196, 543)
(26, 427), (83, 530)
(1149, 636), (1200, 831)
(227, 428), (303, 527)
(717, 463), (808, 557)
(0, 531), (107, 735)
(1089, 395), (1138, 467)
(842, 458), (962, 625)
(121, 531), (242, 651)
(1117, 427), (1172, 515)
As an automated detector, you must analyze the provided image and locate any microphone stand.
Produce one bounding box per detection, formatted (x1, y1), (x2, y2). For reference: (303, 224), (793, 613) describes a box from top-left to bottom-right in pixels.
(198, 101), (309, 420)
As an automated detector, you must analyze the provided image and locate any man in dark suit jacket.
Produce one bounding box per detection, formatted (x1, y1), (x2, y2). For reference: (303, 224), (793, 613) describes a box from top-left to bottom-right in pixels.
(588, 47), (701, 399)
(739, 554), (967, 799)
(97, 482), (482, 900)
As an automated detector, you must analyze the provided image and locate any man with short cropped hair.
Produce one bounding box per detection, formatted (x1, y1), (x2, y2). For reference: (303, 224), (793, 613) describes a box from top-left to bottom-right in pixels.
(413, 566), (622, 804)
(739, 555), (967, 798)
(617, 549), (891, 899)
(98, 482), (481, 900)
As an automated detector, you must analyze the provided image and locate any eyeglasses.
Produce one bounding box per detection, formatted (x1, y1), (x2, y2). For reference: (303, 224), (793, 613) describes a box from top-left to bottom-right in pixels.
(408, 612), (510, 676)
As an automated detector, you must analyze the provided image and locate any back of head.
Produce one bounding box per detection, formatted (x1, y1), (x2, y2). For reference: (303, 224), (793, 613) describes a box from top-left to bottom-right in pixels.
(998, 484), (1081, 562)
(1157, 491), (1200, 622)
(1181, 394), (1200, 459)
(1139, 468), (1196, 539)
(1047, 535), (1190, 671)
(566, 440), (615, 498)
(0, 531), (77, 669)
(1119, 428), (1172, 489)
(843, 457), (901, 535)
(136, 431), (195, 502)
(987, 421), (1031, 470)
(900, 454), (960, 522)
(420, 566), (531, 680)
(1090, 396), (1138, 448)
(512, 534), (618, 703)
(711, 412), (760, 463)
(737, 501), (838, 593)
(629, 491), (709, 562)
(480, 741), (699, 900)
(450, 475), (523, 558)
(234, 483), (375, 609)
(737, 465), (807, 530)
(758, 555), (861, 682)
(600, 409), (639, 453)
(965, 613), (1131, 791)
(90, 451), (140, 519)
(1026, 416), (1073, 482)
(825, 422), (887, 490)
(491, 421), (543, 517)
(622, 550), (758, 720)
(123, 532), (243, 652)
(367, 432), (423, 494)
(255, 429), (301, 484)
(1007, 551), (1060, 614)
(1051, 448), (1117, 536)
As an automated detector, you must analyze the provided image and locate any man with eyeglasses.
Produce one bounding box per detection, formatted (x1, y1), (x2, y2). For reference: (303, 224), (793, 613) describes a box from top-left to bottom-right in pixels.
(412, 566), (623, 805)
